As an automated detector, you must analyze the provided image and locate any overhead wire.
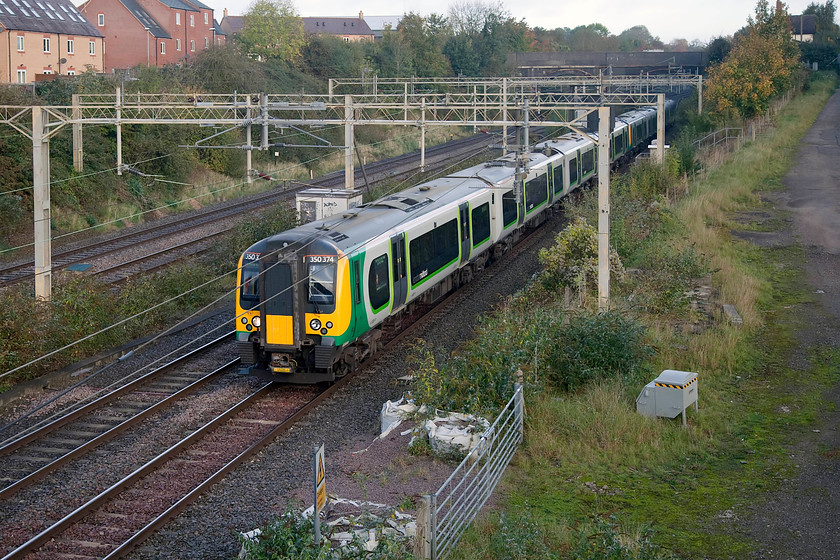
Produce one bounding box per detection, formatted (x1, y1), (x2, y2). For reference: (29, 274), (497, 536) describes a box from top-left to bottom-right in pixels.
(0, 130), (515, 432)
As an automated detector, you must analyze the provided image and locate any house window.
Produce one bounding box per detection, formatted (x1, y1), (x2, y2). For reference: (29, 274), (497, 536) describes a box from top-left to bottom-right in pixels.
(203, 12), (208, 24)
(17, 69), (26, 83)
(67, 70), (75, 75)
(176, 38), (181, 51)
(97, 13), (103, 26)
(175, 12), (180, 25)
(42, 69), (52, 74)
(190, 39), (194, 51)
(67, 39), (74, 54)
(204, 37), (209, 48)
(43, 37), (50, 52)
(89, 40), (95, 54)
(16, 36), (24, 51)
(160, 41), (165, 54)
(343, 37), (349, 42)
(189, 14), (194, 26)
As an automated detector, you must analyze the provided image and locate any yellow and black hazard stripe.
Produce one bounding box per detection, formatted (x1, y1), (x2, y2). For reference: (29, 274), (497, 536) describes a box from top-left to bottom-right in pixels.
(654, 377), (697, 390)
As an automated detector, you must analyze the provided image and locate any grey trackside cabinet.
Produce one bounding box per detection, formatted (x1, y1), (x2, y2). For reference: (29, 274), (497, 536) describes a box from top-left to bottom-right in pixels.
(636, 370), (698, 426)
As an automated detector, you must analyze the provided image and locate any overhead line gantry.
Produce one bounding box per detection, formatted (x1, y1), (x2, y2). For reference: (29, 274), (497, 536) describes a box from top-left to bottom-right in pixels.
(1, 75), (695, 305)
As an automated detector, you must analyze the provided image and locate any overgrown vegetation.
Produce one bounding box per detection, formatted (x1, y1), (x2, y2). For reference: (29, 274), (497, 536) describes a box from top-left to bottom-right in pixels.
(434, 72), (839, 559)
(0, 202), (297, 390)
(239, 510), (413, 560)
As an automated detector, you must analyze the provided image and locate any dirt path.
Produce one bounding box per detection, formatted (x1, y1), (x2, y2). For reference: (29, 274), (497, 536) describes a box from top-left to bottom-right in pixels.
(738, 88), (840, 559)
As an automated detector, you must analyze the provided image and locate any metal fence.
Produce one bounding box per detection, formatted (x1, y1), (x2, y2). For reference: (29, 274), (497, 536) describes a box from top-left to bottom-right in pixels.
(415, 384), (524, 560)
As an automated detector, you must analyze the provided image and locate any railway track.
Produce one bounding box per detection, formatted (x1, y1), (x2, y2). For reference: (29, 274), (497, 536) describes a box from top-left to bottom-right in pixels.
(0, 204), (563, 559)
(0, 333), (236, 500)
(0, 132), (502, 289)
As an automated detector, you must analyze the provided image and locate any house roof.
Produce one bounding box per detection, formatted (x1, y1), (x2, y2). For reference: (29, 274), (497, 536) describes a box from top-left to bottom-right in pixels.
(790, 14), (817, 35)
(302, 17), (372, 36)
(212, 17), (224, 35)
(119, 0), (170, 38)
(219, 14), (243, 35)
(362, 15), (400, 32)
(183, 0), (210, 10)
(0, 0), (103, 37)
(156, 0), (198, 13)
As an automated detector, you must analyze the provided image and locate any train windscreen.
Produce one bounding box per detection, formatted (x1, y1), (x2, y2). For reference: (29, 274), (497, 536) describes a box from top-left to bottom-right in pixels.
(308, 261), (336, 306)
(240, 262), (260, 310)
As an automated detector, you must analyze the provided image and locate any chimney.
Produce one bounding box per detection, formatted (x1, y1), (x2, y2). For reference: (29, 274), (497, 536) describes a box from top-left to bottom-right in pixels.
(223, 8), (227, 18)
(359, 10), (364, 19)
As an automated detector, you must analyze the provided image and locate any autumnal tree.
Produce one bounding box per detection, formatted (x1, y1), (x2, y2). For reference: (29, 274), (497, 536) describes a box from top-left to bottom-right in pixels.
(705, 0), (800, 118)
(238, 0), (305, 63)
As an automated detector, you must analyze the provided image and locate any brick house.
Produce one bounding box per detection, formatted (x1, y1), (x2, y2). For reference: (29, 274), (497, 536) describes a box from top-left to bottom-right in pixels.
(78, 0), (224, 72)
(302, 16), (373, 42)
(0, 0), (104, 84)
(218, 8), (241, 37)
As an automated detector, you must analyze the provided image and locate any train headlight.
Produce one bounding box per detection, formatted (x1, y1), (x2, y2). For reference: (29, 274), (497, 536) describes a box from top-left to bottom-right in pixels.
(310, 318), (322, 331)
(326, 321), (333, 329)
(241, 317), (248, 324)
(252, 317), (261, 328)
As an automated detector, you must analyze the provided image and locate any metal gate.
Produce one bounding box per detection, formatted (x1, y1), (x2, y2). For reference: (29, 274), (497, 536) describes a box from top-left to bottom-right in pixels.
(415, 384), (524, 559)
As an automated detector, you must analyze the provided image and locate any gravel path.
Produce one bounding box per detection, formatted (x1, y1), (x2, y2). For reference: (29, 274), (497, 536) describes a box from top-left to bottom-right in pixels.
(735, 88), (840, 558)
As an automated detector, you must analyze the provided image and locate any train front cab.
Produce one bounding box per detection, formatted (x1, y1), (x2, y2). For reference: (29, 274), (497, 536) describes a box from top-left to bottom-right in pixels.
(240, 237), (348, 384)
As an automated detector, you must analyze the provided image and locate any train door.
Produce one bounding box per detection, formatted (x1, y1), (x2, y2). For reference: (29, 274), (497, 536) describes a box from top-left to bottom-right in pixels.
(259, 253), (302, 349)
(390, 234), (407, 309)
(459, 203), (471, 263)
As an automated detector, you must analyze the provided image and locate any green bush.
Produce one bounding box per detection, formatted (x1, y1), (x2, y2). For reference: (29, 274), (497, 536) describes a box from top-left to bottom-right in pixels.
(538, 217), (624, 295)
(544, 311), (652, 391)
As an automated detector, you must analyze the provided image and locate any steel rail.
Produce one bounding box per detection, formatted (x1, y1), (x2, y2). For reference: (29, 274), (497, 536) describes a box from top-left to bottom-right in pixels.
(0, 358), (237, 501)
(0, 132), (494, 288)
(0, 382), (276, 560)
(0, 331), (234, 455)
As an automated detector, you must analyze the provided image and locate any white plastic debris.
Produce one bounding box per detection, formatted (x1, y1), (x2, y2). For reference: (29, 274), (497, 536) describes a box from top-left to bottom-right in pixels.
(424, 411), (490, 454)
(238, 528), (262, 559)
(380, 397), (420, 436)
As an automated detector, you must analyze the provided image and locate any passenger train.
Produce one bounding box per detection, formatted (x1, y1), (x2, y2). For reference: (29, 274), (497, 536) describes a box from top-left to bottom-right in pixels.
(235, 99), (676, 383)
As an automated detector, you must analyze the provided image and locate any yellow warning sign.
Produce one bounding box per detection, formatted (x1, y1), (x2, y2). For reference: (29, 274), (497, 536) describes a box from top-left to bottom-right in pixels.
(314, 444), (326, 514)
(317, 454), (325, 486)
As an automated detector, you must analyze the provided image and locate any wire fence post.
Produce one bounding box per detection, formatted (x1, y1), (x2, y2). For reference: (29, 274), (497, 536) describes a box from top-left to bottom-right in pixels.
(415, 495), (433, 559)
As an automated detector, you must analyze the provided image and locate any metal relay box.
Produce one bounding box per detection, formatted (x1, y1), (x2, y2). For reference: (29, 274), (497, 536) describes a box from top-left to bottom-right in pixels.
(296, 188), (363, 224)
(636, 370), (698, 425)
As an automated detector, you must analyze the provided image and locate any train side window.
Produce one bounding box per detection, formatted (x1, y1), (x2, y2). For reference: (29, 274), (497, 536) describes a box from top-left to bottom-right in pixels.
(524, 173), (548, 212)
(502, 191), (517, 228)
(569, 157), (578, 185)
(582, 149), (595, 175)
(409, 218), (458, 286)
(368, 254), (390, 311)
(552, 163), (564, 195)
(471, 202), (490, 246)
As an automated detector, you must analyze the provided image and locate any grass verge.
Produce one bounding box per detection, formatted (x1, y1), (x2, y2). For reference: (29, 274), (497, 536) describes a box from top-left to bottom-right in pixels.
(426, 74), (840, 559)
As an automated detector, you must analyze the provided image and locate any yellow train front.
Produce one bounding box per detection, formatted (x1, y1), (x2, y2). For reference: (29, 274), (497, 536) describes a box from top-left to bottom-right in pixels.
(235, 231), (355, 384)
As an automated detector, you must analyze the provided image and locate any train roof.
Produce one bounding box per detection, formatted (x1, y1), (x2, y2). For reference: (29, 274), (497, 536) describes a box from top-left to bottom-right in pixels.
(244, 99), (667, 259)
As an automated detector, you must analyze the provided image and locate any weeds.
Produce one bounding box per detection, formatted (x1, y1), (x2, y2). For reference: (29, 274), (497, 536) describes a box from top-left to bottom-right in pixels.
(240, 509), (413, 560)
